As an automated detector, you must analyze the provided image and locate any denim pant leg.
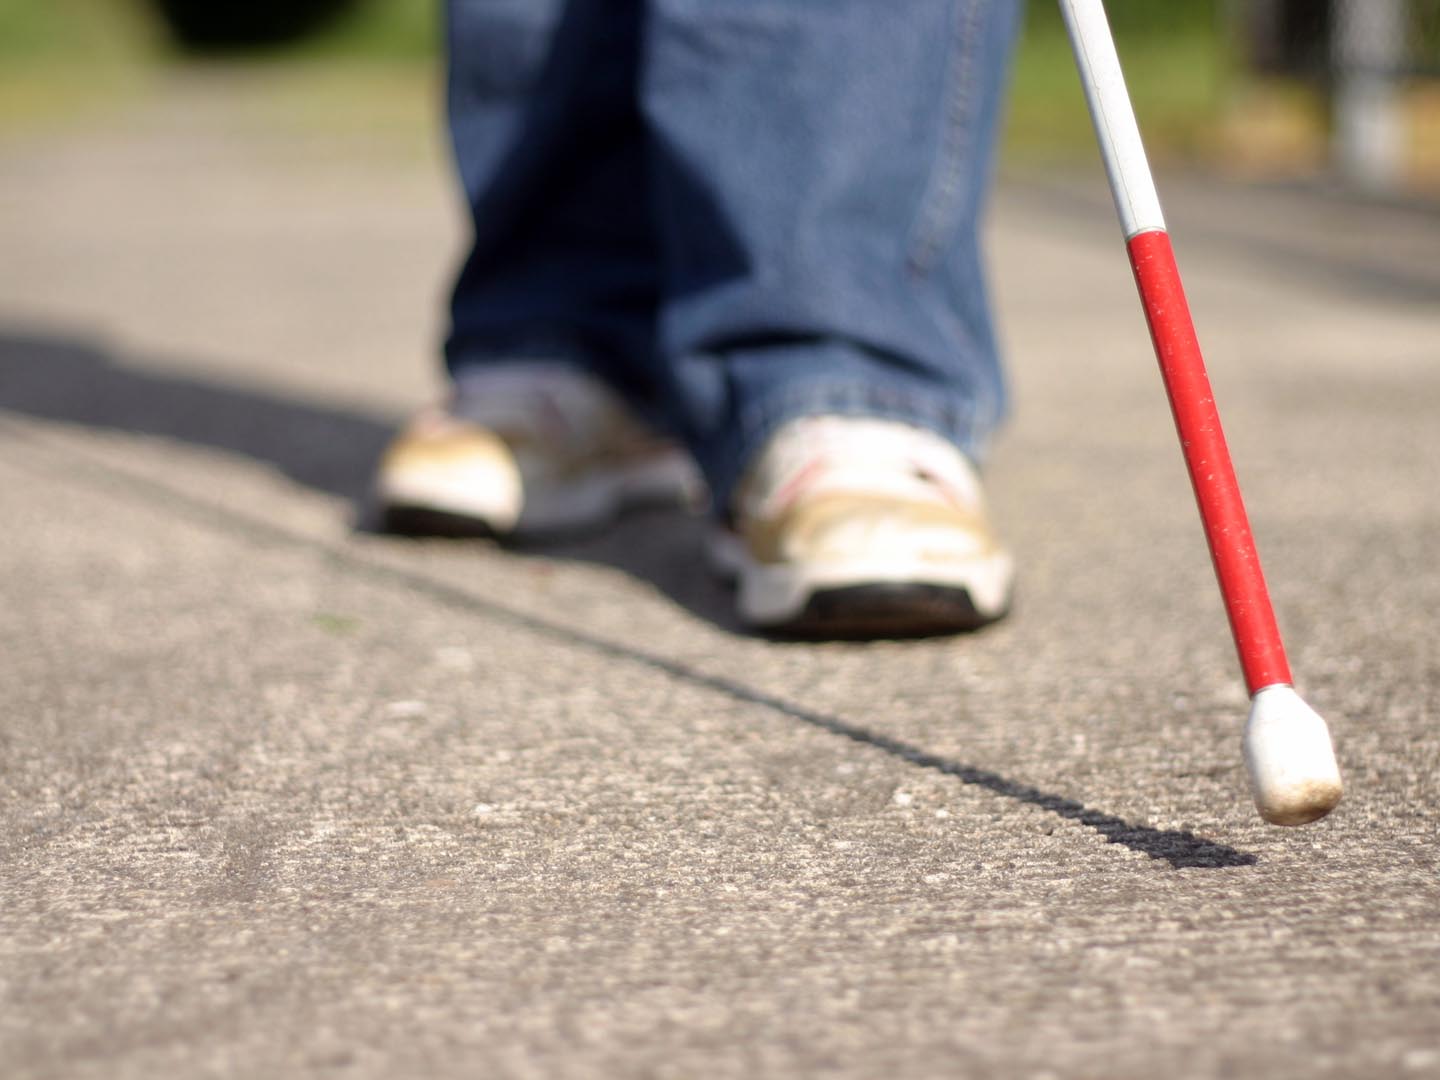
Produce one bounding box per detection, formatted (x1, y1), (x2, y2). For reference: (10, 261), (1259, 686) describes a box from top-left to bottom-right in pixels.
(642, 0), (1021, 507)
(445, 0), (666, 413)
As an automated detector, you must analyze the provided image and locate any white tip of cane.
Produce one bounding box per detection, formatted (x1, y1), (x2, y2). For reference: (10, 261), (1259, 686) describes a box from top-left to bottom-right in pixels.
(1243, 686), (1343, 826)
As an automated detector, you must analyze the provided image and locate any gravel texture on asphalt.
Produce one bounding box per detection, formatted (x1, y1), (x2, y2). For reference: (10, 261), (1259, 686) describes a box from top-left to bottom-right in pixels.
(2, 72), (1438, 1080)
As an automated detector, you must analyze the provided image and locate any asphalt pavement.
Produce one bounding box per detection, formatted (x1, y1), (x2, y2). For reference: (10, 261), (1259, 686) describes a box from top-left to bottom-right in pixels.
(2, 70), (1438, 1079)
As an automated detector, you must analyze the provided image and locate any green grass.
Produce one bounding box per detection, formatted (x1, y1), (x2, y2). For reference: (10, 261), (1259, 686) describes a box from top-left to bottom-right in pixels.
(0, 0), (438, 131)
(0, 0), (154, 64)
(1007, 3), (1235, 164)
(0, 0), (1234, 162)
(0, 0), (437, 64)
(0, 0), (157, 128)
(297, 0), (438, 62)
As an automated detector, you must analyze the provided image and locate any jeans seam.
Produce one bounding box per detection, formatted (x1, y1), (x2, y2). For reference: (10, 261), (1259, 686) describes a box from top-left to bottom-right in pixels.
(906, 0), (985, 276)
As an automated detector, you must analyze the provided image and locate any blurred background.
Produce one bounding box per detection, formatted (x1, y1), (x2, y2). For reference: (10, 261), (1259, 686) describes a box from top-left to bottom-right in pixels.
(1015, 0), (1440, 193)
(2, 0), (1438, 195)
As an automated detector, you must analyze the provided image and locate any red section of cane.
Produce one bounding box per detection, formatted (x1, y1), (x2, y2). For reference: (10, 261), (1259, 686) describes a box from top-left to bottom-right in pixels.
(1126, 229), (1292, 694)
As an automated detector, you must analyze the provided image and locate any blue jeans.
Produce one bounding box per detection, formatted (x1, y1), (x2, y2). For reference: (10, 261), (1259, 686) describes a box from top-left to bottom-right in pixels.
(446, 0), (1020, 507)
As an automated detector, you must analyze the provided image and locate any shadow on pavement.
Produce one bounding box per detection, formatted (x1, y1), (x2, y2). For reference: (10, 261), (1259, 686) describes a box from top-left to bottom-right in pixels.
(0, 328), (395, 502)
(0, 327), (739, 631)
(0, 326), (1257, 870)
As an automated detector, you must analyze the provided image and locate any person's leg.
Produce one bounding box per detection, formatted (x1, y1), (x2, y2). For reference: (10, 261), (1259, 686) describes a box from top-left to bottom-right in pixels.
(641, 0), (1021, 508)
(642, 0), (1021, 632)
(445, 0), (663, 409)
(375, 0), (699, 537)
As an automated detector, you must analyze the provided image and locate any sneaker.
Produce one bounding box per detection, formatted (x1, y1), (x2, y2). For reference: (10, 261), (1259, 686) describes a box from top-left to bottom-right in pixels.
(720, 417), (1013, 636)
(374, 364), (703, 538)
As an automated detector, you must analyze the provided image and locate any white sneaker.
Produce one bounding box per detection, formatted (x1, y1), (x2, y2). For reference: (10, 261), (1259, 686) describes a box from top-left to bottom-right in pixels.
(374, 365), (703, 538)
(720, 417), (1014, 636)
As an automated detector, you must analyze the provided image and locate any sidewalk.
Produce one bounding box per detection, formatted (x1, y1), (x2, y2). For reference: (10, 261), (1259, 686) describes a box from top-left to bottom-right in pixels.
(2, 73), (1439, 1079)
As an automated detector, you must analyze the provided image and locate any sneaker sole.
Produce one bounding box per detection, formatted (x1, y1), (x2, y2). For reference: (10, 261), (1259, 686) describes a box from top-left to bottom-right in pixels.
(773, 583), (1000, 639)
(732, 549), (1014, 638)
(377, 503), (501, 539)
(375, 453), (702, 540)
